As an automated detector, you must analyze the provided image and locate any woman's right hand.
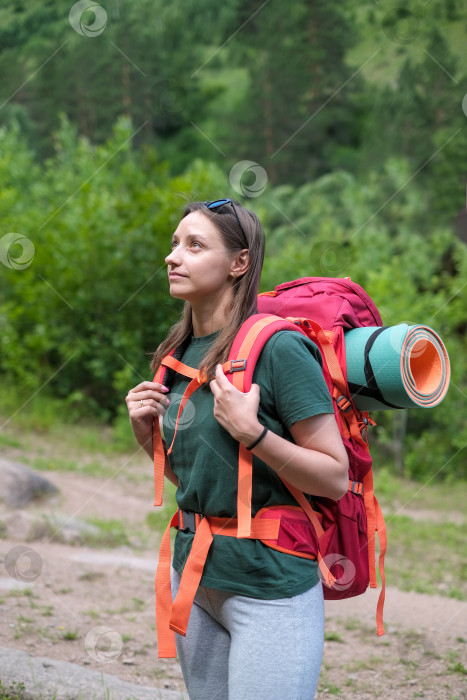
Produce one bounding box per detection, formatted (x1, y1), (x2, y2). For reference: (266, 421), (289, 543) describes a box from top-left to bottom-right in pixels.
(125, 381), (171, 451)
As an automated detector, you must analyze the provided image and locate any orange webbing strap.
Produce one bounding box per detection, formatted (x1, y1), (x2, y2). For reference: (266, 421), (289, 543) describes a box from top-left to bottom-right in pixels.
(153, 365), (166, 507)
(153, 417), (166, 507)
(362, 470), (377, 588)
(303, 320), (348, 397)
(160, 355), (200, 379)
(166, 376), (204, 455)
(225, 315), (284, 536)
(209, 516), (280, 539)
(153, 355), (200, 506)
(229, 314), (283, 391)
(237, 444), (253, 537)
(169, 517), (214, 636)
(281, 480), (336, 588)
(374, 495), (387, 636)
(155, 512), (281, 658)
(155, 511), (179, 658)
(296, 319), (364, 446)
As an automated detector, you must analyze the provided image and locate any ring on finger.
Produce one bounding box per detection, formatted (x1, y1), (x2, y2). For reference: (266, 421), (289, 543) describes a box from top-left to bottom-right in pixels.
(140, 399), (144, 407)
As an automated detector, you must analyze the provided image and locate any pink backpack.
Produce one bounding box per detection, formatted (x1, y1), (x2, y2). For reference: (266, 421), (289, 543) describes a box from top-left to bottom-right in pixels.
(153, 276), (387, 658)
(256, 278), (386, 619)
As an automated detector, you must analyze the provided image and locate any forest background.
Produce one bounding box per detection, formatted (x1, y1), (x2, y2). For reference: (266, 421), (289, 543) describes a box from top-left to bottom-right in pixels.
(0, 0), (466, 482)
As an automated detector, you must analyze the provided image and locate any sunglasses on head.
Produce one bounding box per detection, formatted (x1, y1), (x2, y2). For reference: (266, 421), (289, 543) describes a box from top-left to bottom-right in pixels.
(202, 199), (246, 239)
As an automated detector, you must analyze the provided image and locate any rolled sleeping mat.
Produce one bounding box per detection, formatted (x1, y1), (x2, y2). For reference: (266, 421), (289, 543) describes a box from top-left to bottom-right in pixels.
(345, 324), (450, 411)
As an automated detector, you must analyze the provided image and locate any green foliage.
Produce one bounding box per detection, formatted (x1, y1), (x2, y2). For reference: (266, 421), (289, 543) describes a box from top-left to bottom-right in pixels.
(0, 0), (466, 194)
(257, 160), (466, 478)
(1, 2), (466, 484)
(0, 116), (228, 419)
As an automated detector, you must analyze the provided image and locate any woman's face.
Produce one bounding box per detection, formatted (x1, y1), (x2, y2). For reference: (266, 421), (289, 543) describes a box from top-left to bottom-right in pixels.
(165, 211), (243, 303)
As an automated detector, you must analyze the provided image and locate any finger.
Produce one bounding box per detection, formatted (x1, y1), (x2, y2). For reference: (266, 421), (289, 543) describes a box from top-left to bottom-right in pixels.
(250, 382), (260, 397)
(130, 381), (169, 394)
(127, 389), (170, 406)
(209, 377), (219, 396)
(129, 404), (157, 420)
(143, 395), (171, 411)
(215, 364), (228, 384)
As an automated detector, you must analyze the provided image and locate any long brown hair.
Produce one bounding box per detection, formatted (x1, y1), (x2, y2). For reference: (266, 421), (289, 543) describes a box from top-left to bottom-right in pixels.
(150, 200), (265, 382)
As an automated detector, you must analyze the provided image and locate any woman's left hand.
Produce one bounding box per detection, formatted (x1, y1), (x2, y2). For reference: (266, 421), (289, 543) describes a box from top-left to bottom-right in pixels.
(209, 364), (262, 444)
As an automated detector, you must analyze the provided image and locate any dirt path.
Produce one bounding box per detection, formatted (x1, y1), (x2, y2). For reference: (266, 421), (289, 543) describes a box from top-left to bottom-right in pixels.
(1, 469), (466, 699)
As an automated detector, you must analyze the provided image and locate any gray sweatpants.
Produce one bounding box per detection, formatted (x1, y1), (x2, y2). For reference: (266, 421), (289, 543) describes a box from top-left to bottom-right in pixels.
(171, 569), (324, 700)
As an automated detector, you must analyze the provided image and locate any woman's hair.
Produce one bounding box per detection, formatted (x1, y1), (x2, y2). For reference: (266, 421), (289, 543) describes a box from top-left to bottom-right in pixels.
(150, 200), (265, 383)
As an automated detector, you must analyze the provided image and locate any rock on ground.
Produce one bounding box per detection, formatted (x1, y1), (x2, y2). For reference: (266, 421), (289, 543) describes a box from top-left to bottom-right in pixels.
(0, 459), (59, 508)
(0, 646), (186, 700)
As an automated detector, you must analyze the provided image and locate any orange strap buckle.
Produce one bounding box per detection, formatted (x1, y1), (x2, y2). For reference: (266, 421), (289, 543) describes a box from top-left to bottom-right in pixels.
(336, 395), (352, 413)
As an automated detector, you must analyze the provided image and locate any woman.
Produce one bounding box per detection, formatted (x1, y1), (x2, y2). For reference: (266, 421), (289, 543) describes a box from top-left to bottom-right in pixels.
(126, 199), (349, 700)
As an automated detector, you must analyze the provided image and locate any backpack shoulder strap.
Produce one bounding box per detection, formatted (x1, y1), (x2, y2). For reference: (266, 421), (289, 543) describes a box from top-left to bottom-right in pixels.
(226, 313), (308, 391)
(225, 314), (308, 536)
(152, 350), (202, 507)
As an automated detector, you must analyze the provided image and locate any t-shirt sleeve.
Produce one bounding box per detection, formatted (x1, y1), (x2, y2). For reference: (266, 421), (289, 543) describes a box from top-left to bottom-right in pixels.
(260, 330), (334, 429)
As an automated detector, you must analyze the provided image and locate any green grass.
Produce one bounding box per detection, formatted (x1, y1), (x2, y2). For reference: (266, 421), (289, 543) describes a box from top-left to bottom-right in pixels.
(0, 680), (26, 700)
(27, 456), (117, 479)
(80, 518), (131, 548)
(373, 467), (466, 514)
(0, 434), (21, 448)
(8, 588), (33, 598)
(448, 662), (467, 675)
(324, 631), (345, 643)
(382, 514), (466, 599)
(0, 379), (142, 462)
(60, 628), (80, 641)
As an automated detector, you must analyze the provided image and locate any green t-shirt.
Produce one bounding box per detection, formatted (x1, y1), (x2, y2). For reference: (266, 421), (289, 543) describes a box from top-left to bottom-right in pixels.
(162, 328), (334, 599)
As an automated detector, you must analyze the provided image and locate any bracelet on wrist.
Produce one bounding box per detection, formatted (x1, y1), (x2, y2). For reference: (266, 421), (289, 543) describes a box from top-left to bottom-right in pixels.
(245, 425), (268, 451)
